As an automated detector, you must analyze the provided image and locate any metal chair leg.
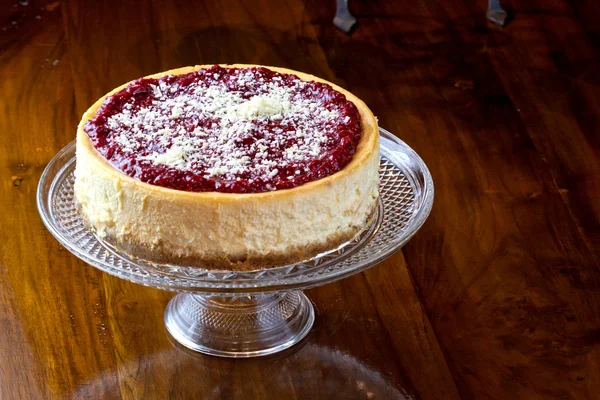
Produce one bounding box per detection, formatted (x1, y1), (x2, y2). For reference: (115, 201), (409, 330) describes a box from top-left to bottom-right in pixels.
(487, 0), (508, 26)
(333, 0), (357, 33)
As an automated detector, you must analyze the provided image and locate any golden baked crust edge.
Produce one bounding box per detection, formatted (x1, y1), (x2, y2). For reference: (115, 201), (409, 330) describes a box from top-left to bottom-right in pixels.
(76, 64), (379, 202)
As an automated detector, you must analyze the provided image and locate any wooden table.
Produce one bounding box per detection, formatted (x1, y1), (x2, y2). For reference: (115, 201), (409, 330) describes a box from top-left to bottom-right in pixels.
(1, 0), (599, 398)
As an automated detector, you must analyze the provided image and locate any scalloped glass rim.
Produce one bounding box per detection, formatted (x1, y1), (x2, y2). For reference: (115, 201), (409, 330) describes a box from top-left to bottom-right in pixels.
(37, 128), (434, 295)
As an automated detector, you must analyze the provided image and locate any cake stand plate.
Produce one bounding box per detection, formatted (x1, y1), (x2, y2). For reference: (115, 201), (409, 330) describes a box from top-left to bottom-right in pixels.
(37, 128), (434, 358)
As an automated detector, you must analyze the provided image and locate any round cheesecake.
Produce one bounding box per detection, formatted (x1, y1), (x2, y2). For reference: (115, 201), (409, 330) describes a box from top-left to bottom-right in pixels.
(74, 64), (379, 270)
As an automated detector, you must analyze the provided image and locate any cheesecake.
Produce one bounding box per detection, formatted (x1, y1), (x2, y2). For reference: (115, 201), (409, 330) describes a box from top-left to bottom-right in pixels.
(74, 65), (379, 270)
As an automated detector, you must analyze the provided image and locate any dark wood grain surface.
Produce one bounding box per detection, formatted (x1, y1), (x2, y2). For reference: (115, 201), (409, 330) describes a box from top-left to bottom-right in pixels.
(1, 0), (599, 398)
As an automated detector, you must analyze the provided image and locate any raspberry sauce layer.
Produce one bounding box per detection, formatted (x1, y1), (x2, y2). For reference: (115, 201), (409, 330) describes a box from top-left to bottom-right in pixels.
(83, 66), (362, 193)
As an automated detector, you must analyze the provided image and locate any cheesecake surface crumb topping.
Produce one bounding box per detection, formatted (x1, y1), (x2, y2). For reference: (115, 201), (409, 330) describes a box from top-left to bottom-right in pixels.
(84, 65), (362, 193)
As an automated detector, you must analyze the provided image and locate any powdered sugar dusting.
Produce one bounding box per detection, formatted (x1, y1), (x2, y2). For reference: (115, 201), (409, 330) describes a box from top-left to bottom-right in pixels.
(84, 66), (362, 193)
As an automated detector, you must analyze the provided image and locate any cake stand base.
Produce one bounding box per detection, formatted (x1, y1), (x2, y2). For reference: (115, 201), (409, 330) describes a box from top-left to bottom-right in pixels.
(164, 291), (315, 357)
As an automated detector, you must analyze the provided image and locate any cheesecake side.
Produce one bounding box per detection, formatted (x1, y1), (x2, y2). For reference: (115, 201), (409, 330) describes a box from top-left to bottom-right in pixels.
(74, 65), (379, 270)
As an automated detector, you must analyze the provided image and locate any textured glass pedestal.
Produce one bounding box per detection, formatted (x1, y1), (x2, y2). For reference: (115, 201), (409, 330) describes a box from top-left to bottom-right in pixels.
(38, 128), (434, 358)
(165, 292), (314, 357)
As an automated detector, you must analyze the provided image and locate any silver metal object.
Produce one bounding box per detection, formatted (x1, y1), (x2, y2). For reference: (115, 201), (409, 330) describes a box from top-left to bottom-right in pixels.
(333, 0), (357, 33)
(38, 128), (434, 358)
(487, 0), (508, 26)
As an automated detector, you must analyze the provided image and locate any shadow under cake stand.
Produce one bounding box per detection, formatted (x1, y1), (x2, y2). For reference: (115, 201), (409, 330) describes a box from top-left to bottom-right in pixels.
(37, 128), (434, 358)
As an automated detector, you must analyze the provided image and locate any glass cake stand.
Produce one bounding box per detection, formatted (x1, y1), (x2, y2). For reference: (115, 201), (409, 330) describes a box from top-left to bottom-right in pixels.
(37, 128), (434, 358)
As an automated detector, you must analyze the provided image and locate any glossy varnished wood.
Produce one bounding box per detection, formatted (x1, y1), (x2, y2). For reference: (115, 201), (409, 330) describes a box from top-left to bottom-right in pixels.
(1, 0), (599, 398)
